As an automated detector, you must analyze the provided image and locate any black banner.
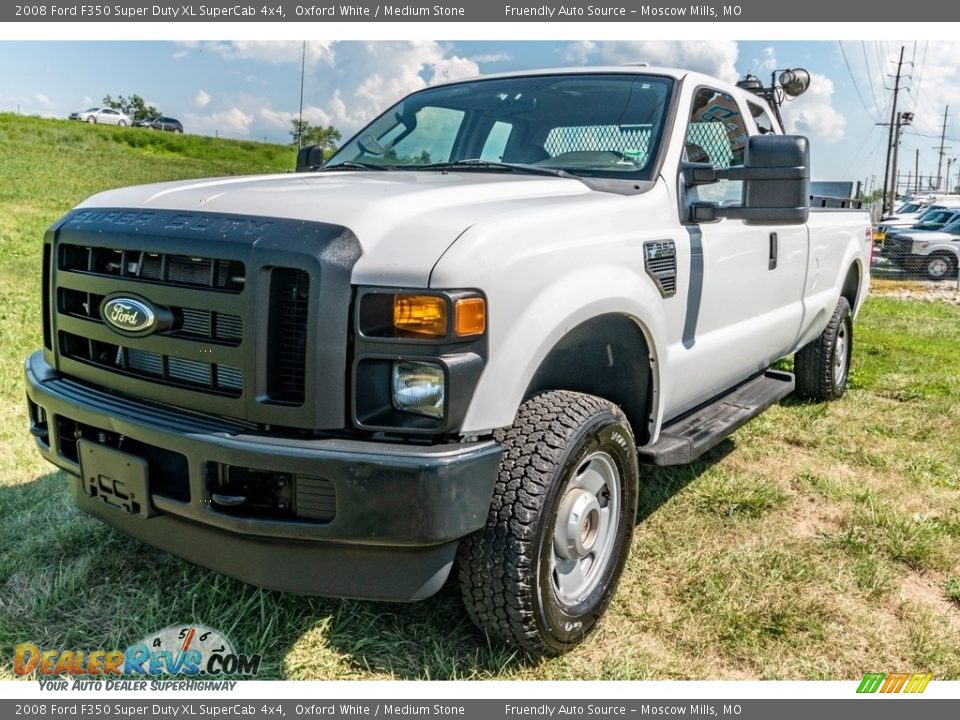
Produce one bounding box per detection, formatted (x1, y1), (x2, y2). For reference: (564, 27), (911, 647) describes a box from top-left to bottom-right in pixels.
(5, 0), (960, 22)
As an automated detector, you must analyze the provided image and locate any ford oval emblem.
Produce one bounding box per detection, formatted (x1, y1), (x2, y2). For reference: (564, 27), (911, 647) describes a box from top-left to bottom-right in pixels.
(101, 297), (157, 335)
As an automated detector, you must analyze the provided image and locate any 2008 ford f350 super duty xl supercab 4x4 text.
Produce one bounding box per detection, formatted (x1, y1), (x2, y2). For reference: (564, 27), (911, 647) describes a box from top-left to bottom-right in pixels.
(25, 67), (872, 656)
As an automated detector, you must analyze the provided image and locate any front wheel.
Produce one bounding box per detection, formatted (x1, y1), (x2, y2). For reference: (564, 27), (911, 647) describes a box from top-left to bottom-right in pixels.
(86, 116), (96, 124)
(924, 253), (957, 280)
(117, 119), (127, 127)
(794, 296), (852, 401)
(457, 391), (639, 656)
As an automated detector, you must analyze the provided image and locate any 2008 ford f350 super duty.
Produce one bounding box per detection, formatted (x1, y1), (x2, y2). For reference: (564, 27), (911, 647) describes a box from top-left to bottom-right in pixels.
(25, 66), (872, 656)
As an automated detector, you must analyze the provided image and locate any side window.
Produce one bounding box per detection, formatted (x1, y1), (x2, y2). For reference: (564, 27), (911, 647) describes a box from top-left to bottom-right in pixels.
(480, 121), (513, 161)
(747, 102), (776, 134)
(685, 87), (749, 204)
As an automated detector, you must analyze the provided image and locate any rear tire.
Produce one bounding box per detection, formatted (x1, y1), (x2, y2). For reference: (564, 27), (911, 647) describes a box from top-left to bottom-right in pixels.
(924, 253), (957, 280)
(457, 391), (639, 656)
(794, 296), (852, 401)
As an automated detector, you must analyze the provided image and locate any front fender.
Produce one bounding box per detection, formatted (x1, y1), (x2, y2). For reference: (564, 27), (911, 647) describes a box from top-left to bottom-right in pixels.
(455, 264), (667, 438)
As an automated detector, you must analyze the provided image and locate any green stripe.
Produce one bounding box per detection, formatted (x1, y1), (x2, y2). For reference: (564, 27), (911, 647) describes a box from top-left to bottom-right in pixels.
(857, 673), (884, 693)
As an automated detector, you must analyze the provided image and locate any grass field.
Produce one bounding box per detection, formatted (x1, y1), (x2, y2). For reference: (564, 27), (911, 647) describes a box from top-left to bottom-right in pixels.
(1, 115), (958, 681)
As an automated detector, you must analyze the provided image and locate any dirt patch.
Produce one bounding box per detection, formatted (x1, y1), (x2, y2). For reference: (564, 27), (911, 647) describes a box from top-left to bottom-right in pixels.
(899, 573), (960, 630)
(871, 279), (960, 305)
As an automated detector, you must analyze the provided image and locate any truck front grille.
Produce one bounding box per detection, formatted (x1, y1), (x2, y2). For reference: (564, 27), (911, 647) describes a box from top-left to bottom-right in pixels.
(45, 209), (360, 430)
(59, 244), (246, 292)
(60, 331), (243, 396)
(267, 268), (310, 404)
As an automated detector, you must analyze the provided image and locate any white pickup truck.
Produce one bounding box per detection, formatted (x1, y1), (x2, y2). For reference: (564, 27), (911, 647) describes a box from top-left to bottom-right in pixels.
(25, 66), (872, 656)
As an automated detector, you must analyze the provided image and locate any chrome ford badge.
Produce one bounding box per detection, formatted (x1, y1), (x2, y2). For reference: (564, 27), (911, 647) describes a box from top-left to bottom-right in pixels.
(101, 297), (157, 335)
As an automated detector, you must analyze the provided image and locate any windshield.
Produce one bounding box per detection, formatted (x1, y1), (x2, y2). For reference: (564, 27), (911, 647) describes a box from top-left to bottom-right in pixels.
(324, 73), (674, 181)
(897, 202), (921, 213)
(941, 219), (960, 234)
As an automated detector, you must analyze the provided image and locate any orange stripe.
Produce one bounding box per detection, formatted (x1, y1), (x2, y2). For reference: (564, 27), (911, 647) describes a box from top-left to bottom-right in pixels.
(891, 673), (909, 693)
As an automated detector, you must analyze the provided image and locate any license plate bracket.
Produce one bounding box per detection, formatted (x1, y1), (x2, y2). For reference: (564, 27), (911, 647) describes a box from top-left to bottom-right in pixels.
(78, 439), (155, 518)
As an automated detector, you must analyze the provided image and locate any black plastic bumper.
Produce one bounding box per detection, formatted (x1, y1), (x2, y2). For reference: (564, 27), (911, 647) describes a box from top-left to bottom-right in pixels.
(24, 351), (501, 601)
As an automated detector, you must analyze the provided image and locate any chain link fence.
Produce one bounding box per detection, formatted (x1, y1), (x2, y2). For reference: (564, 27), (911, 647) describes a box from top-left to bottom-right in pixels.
(871, 204), (960, 288)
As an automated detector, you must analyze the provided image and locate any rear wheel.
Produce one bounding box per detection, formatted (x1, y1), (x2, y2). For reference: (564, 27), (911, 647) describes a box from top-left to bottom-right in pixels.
(794, 296), (852, 401)
(457, 390), (639, 656)
(924, 252), (957, 280)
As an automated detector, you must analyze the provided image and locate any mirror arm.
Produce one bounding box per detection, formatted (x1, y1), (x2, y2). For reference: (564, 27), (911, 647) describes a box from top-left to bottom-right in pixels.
(690, 202), (808, 225)
(683, 163), (808, 187)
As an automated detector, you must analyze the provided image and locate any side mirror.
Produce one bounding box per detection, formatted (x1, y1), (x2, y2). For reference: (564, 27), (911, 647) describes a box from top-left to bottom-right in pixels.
(685, 134), (810, 225)
(296, 145), (324, 172)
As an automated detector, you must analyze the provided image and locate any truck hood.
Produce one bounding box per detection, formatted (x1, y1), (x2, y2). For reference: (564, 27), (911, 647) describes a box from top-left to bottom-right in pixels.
(897, 230), (959, 243)
(77, 171), (596, 286)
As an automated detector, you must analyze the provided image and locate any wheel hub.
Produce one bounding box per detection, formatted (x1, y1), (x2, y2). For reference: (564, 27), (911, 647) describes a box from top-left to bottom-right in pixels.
(550, 450), (621, 606)
(555, 489), (602, 560)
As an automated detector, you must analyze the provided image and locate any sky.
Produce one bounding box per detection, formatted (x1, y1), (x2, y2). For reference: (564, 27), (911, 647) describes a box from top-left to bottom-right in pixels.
(1, 39), (959, 188)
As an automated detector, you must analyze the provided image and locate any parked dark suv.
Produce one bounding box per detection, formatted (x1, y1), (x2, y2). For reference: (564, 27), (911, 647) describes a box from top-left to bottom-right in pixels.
(136, 116), (184, 133)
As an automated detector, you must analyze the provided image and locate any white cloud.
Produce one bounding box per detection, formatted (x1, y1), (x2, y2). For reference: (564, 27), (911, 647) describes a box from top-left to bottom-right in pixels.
(34, 93), (52, 106)
(194, 40), (335, 68)
(897, 42), (960, 136)
(317, 41), (477, 129)
(781, 73), (847, 143)
(188, 41), (480, 138)
(193, 89), (211, 109)
(182, 107), (254, 138)
(562, 40), (740, 84)
(469, 53), (512, 64)
(756, 47), (846, 145)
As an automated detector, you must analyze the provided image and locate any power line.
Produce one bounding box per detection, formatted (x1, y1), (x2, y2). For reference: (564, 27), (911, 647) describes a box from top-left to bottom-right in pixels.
(839, 41), (878, 121)
(909, 41), (928, 114)
(903, 130), (960, 142)
(860, 41), (883, 120)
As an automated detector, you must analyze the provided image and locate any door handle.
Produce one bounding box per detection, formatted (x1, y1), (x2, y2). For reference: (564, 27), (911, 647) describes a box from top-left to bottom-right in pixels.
(768, 232), (778, 270)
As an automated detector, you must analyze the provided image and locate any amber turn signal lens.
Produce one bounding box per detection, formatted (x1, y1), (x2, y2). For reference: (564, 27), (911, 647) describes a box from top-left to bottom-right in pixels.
(455, 297), (486, 337)
(393, 295), (447, 337)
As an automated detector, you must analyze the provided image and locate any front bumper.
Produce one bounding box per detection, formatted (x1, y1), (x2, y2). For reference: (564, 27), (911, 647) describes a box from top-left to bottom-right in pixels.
(25, 351), (501, 601)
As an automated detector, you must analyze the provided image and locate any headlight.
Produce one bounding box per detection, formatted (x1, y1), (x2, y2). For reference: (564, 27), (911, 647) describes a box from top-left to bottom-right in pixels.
(915, 241), (929, 251)
(358, 290), (486, 340)
(392, 361), (445, 418)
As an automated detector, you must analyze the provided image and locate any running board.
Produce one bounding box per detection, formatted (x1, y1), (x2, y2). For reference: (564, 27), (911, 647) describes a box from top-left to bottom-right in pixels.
(638, 370), (795, 466)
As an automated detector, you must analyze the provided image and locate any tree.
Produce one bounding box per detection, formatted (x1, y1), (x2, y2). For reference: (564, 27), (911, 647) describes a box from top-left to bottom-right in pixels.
(290, 119), (342, 152)
(102, 94), (159, 123)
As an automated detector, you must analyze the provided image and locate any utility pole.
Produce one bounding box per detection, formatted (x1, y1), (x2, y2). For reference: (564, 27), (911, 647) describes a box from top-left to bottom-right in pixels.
(881, 46), (906, 216)
(297, 40), (306, 150)
(936, 106), (949, 189)
(915, 149), (919, 194)
(889, 111), (913, 211)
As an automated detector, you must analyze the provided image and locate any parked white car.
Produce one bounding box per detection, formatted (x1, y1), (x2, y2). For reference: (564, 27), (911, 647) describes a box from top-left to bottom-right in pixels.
(68, 107), (133, 126)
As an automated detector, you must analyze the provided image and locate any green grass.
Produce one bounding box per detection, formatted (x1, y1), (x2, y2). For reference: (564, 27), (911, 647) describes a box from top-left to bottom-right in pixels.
(1, 115), (959, 680)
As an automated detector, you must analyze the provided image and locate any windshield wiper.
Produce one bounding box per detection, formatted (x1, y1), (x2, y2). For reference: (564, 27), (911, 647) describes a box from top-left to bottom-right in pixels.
(405, 159), (576, 179)
(320, 161), (397, 171)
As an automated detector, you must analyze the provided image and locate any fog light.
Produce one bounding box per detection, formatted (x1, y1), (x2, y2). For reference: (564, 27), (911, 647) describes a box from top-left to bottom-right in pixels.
(392, 361), (445, 418)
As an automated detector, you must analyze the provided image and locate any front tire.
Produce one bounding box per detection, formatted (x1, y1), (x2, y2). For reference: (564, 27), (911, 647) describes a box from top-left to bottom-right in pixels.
(794, 296), (852, 401)
(86, 116), (96, 124)
(924, 253), (957, 280)
(457, 391), (639, 656)
(118, 119), (127, 127)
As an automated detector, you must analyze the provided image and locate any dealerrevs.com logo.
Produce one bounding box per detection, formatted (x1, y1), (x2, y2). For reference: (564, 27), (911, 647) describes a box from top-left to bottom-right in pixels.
(14, 625), (262, 689)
